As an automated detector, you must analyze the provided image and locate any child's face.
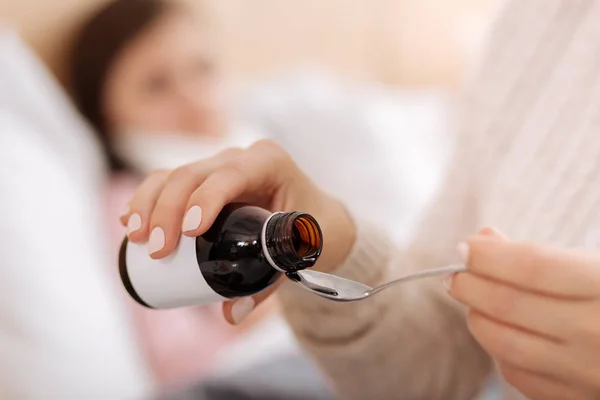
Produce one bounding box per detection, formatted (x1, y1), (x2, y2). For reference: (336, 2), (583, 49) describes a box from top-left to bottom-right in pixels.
(102, 12), (225, 137)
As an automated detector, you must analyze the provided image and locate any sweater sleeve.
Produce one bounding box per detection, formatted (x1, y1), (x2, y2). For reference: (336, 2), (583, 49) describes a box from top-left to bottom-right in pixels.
(278, 164), (492, 400)
(278, 84), (494, 400)
(278, 0), (590, 397)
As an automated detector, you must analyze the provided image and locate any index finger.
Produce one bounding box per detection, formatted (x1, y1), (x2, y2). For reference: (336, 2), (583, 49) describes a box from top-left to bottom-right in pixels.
(466, 237), (600, 299)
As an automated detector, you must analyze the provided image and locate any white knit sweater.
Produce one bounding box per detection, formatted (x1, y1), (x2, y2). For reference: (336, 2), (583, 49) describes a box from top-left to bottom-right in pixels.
(279, 1), (600, 399)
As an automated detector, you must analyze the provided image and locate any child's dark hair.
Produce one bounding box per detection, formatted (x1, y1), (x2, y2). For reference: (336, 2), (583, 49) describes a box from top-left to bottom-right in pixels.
(69, 0), (179, 170)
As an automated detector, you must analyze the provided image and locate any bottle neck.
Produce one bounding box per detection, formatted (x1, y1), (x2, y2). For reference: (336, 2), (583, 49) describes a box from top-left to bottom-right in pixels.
(262, 211), (323, 272)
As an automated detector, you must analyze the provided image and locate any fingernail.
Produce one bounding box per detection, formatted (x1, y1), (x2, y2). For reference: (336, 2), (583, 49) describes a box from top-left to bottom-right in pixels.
(231, 297), (255, 325)
(120, 205), (131, 225)
(182, 205), (203, 233)
(457, 242), (470, 263)
(149, 227), (165, 255)
(442, 274), (455, 292)
(487, 226), (508, 240)
(127, 213), (142, 235)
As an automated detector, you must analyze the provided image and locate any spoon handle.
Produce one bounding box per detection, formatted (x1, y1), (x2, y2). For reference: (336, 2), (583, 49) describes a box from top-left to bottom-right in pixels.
(368, 264), (467, 296)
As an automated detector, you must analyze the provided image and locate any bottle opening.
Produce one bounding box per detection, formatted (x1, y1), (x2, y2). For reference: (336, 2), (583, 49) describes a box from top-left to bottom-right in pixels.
(292, 215), (322, 259)
(264, 211), (323, 272)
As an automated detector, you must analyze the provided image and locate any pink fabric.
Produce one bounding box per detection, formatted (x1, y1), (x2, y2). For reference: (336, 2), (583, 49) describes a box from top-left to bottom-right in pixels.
(106, 174), (239, 390)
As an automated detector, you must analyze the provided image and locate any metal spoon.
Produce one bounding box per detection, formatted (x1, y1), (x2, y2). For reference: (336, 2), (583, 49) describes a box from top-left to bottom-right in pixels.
(287, 264), (467, 302)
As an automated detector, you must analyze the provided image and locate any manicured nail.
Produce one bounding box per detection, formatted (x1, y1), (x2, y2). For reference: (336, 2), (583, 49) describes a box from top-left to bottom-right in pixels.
(149, 227), (165, 254)
(120, 205), (131, 226)
(127, 213), (142, 234)
(457, 242), (470, 263)
(182, 205), (203, 233)
(487, 226), (508, 240)
(231, 297), (255, 325)
(443, 274), (455, 292)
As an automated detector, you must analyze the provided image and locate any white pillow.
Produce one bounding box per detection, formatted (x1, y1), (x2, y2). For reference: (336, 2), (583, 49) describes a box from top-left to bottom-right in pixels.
(0, 29), (153, 399)
(0, 28), (104, 186)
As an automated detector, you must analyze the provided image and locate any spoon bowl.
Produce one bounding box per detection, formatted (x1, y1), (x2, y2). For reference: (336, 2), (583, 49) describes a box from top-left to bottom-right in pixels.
(288, 264), (467, 302)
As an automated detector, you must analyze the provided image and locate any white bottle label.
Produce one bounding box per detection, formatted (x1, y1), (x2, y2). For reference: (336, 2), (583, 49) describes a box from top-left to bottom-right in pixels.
(125, 235), (227, 308)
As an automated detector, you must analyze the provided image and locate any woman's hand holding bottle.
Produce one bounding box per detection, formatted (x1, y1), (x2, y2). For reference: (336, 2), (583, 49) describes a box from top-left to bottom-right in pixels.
(121, 140), (355, 324)
(121, 139), (600, 398)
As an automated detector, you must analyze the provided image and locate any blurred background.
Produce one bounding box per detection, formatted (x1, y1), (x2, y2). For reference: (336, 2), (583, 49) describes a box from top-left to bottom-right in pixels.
(0, 0), (501, 399)
(4, 0), (496, 87)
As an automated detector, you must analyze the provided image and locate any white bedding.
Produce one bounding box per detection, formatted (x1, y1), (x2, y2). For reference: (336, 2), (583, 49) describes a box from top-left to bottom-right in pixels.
(0, 29), (153, 399)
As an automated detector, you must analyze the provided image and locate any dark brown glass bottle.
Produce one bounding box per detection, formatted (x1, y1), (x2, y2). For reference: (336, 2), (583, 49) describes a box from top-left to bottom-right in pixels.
(119, 204), (323, 309)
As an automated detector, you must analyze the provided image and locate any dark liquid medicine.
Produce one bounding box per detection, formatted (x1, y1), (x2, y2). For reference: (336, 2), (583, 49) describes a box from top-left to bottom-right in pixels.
(119, 204), (323, 309)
